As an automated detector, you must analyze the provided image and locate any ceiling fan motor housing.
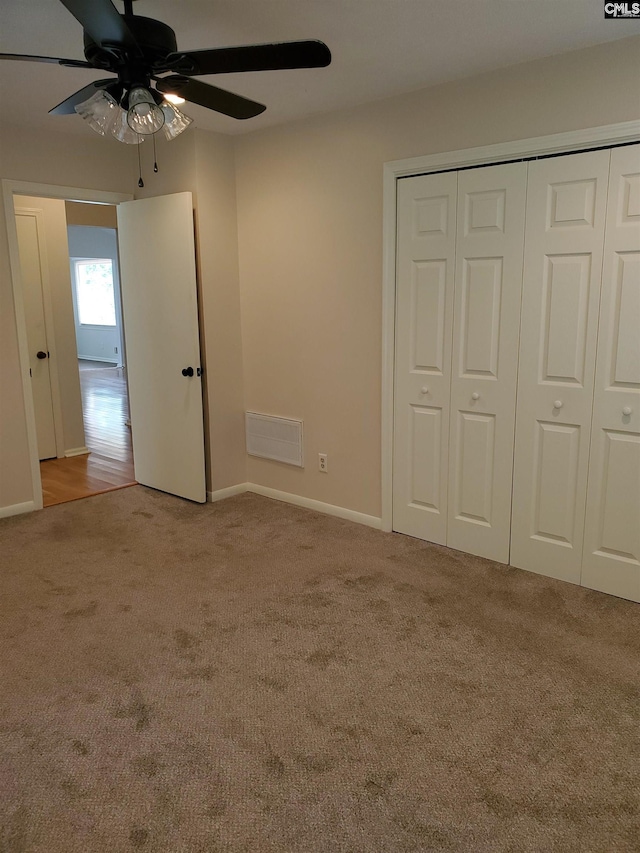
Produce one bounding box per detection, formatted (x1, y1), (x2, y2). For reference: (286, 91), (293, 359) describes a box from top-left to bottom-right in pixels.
(83, 15), (178, 74)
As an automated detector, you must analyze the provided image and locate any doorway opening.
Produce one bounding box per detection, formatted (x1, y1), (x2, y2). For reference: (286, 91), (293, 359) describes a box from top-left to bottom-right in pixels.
(5, 180), (207, 512)
(41, 358), (135, 506)
(12, 194), (136, 507)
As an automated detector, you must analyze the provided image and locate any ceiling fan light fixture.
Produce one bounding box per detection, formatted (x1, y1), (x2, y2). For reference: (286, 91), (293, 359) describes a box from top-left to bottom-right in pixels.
(161, 102), (193, 140)
(75, 89), (118, 136)
(127, 86), (165, 135)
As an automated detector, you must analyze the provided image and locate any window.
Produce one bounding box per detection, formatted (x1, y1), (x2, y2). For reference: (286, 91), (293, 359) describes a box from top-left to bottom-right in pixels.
(74, 259), (116, 326)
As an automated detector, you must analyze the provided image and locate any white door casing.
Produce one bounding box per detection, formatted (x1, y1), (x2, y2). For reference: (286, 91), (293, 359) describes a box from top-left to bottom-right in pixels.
(116, 192), (206, 503)
(393, 171), (457, 543)
(15, 208), (58, 460)
(582, 144), (640, 602)
(447, 162), (527, 563)
(510, 149), (611, 585)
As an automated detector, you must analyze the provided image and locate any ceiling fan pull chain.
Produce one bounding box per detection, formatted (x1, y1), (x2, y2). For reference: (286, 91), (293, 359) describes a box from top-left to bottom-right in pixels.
(137, 139), (144, 188)
(153, 132), (159, 173)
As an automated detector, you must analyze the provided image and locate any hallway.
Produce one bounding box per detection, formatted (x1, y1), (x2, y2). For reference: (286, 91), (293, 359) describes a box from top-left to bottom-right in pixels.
(40, 362), (136, 506)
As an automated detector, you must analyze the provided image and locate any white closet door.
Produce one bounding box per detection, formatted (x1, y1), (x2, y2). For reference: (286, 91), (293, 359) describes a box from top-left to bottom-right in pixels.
(582, 144), (640, 602)
(393, 172), (457, 543)
(447, 162), (527, 563)
(511, 149), (611, 584)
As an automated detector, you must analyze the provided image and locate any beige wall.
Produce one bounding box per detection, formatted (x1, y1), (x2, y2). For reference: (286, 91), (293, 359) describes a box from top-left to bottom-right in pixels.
(2, 37), (639, 516)
(234, 36), (640, 518)
(193, 130), (246, 491)
(15, 195), (85, 454)
(134, 129), (197, 201)
(65, 201), (117, 229)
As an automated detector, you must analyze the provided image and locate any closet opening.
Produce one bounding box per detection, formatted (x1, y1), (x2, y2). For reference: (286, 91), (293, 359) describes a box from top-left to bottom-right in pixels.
(383, 122), (639, 602)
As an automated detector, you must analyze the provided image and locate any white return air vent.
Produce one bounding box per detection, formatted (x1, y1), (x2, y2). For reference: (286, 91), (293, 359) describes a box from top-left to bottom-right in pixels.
(245, 412), (304, 467)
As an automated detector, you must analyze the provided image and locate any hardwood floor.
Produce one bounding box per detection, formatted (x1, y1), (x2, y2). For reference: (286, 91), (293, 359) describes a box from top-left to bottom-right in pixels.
(41, 365), (136, 507)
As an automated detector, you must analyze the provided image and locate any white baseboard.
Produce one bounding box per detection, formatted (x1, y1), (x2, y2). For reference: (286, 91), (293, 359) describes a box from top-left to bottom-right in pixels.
(207, 483), (249, 502)
(64, 446), (90, 458)
(1, 484), (382, 529)
(246, 483), (382, 530)
(207, 481), (382, 529)
(0, 500), (36, 519)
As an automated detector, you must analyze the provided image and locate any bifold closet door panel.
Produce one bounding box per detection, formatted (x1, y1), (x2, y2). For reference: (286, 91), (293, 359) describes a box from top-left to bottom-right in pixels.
(447, 162), (527, 563)
(393, 172), (457, 543)
(582, 144), (640, 603)
(511, 149), (611, 584)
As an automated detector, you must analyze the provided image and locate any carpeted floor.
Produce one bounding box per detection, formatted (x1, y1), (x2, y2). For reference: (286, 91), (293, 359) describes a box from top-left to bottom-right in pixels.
(0, 487), (638, 853)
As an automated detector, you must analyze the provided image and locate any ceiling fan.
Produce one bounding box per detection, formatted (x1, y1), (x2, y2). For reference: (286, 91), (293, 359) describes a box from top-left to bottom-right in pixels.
(0, 0), (331, 141)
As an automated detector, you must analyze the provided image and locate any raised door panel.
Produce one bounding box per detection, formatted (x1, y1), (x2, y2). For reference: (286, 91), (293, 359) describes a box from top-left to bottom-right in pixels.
(511, 149), (611, 584)
(15, 211), (57, 461)
(393, 172), (457, 543)
(582, 144), (640, 602)
(448, 162), (527, 562)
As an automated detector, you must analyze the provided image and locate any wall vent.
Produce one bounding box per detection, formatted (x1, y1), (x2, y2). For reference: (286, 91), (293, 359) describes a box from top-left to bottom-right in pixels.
(245, 412), (304, 467)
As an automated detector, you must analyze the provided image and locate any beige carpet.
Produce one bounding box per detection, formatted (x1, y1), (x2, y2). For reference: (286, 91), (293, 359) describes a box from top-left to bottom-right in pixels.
(0, 487), (638, 852)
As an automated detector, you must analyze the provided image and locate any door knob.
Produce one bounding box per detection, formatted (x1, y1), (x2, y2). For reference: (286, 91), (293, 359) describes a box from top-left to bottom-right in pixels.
(622, 406), (632, 416)
(36, 351), (47, 360)
(553, 400), (563, 409)
(471, 392), (480, 401)
(182, 366), (194, 377)
(421, 385), (429, 394)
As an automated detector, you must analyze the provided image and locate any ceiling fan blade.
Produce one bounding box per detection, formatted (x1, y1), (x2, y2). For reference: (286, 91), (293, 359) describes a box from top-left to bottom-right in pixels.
(156, 76), (266, 120)
(59, 0), (138, 50)
(49, 78), (117, 114)
(165, 40), (331, 76)
(0, 52), (93, 68)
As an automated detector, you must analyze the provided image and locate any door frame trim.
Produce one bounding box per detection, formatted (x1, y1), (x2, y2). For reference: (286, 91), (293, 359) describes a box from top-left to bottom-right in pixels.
(2, 180), (133, 511)
(380, 120), (640, 533)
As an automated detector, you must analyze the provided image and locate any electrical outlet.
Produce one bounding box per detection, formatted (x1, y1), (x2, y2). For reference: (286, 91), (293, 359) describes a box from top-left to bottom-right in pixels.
(318, 453), (328, 473)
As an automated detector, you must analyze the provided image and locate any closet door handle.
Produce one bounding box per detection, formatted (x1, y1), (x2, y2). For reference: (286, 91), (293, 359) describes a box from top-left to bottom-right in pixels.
(36, 350), (48, 360)
(553, 400), (563, 409)
(420, 385), (429, 394)
(622, 406), (632, 416)
(471, 392), (480, 401)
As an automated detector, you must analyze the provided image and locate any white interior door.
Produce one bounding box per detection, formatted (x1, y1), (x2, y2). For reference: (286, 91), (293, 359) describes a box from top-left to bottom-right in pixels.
(582, 144), (640, 602)
(16, 209), (57, 460)
(116, 192), (206, 503)
(511, 149), (611, 584)
(447, 162), (527, 563)
(393, 171), (457, 543)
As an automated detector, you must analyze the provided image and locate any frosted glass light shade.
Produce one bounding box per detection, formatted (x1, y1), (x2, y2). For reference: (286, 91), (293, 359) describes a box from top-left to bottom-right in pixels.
(161, 102), (193, 140)
(127, 87), (165, 135)
(111, 107), (144, 144)
(75, 89), (118, 136)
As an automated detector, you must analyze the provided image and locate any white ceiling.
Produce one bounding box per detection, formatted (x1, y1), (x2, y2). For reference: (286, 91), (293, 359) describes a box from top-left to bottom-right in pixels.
(1, 0), (638, 138)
